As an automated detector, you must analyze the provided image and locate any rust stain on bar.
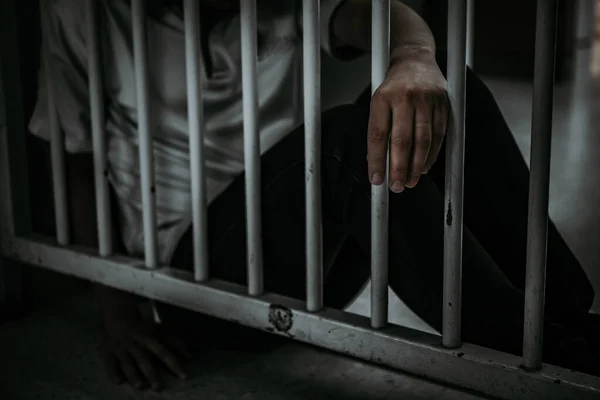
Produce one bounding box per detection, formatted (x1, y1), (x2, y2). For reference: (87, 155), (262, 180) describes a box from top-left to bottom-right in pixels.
(446, 199), (453, 226)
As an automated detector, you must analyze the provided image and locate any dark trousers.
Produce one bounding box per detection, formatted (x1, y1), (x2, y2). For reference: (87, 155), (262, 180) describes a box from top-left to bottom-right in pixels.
(167, 65), (597, 371)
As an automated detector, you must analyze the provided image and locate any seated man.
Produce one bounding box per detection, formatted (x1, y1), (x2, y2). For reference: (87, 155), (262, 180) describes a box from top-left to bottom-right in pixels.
(29, 0), (600, 390)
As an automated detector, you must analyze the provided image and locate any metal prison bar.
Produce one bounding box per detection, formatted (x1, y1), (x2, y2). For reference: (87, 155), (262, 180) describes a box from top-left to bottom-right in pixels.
(1, 0), (600, 399)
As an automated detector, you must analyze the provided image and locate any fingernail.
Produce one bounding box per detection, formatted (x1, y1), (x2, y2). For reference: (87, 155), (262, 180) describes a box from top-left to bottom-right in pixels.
(391, 181), (404, 193)
(406, 178), (418, 188)
(371, 172), (383, 185)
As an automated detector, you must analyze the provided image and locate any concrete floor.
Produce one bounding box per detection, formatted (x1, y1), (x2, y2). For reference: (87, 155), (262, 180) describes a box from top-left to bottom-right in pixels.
(2, 41), (600, 400)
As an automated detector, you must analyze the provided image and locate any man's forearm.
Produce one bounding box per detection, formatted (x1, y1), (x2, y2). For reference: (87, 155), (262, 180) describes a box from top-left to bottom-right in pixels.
(331, 0), (436, 60)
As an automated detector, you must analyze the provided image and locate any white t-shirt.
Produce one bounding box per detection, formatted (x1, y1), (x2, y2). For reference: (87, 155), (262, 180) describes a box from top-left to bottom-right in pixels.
(29, 0), (357, 264)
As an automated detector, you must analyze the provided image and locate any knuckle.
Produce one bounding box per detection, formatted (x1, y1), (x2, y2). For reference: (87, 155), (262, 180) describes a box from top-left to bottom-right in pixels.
(367, 127), (387, 144)
(414, 132), (432, 147)
(414, 120), (432, 129)
(377, 86), (446, 105)
(417, 89), (433, 102)
(421, 90), (444, 105)
(398, 88), (418, 103)
(390, 134), (411, 149)
(396, 87), (415, 101)
(415, 87), (448, 104)
(410, 87), (435, 101)
(373, 86), (393, 102)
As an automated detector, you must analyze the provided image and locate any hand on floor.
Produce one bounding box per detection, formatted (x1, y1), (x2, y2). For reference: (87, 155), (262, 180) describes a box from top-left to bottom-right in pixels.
(101, 313), (192, 391)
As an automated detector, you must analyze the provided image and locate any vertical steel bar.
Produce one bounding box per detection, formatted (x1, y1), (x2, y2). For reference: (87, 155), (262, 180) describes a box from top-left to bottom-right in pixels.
(131, 0), (158, 269)
(240, 0), (264, 296)
(86, 0), (113, 256)
(303, 0), (323, 312)
(443, 0), (467, 349)
(466, 0), (474, 67)
(370, 0), (390, 329)
(522, 0), (559, 372)
(183, 0), (209, 281)
(40, 0), (70, 245)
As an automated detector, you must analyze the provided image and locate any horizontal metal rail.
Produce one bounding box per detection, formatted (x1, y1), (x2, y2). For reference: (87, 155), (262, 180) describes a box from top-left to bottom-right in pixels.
(1, 235), (599, 400)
